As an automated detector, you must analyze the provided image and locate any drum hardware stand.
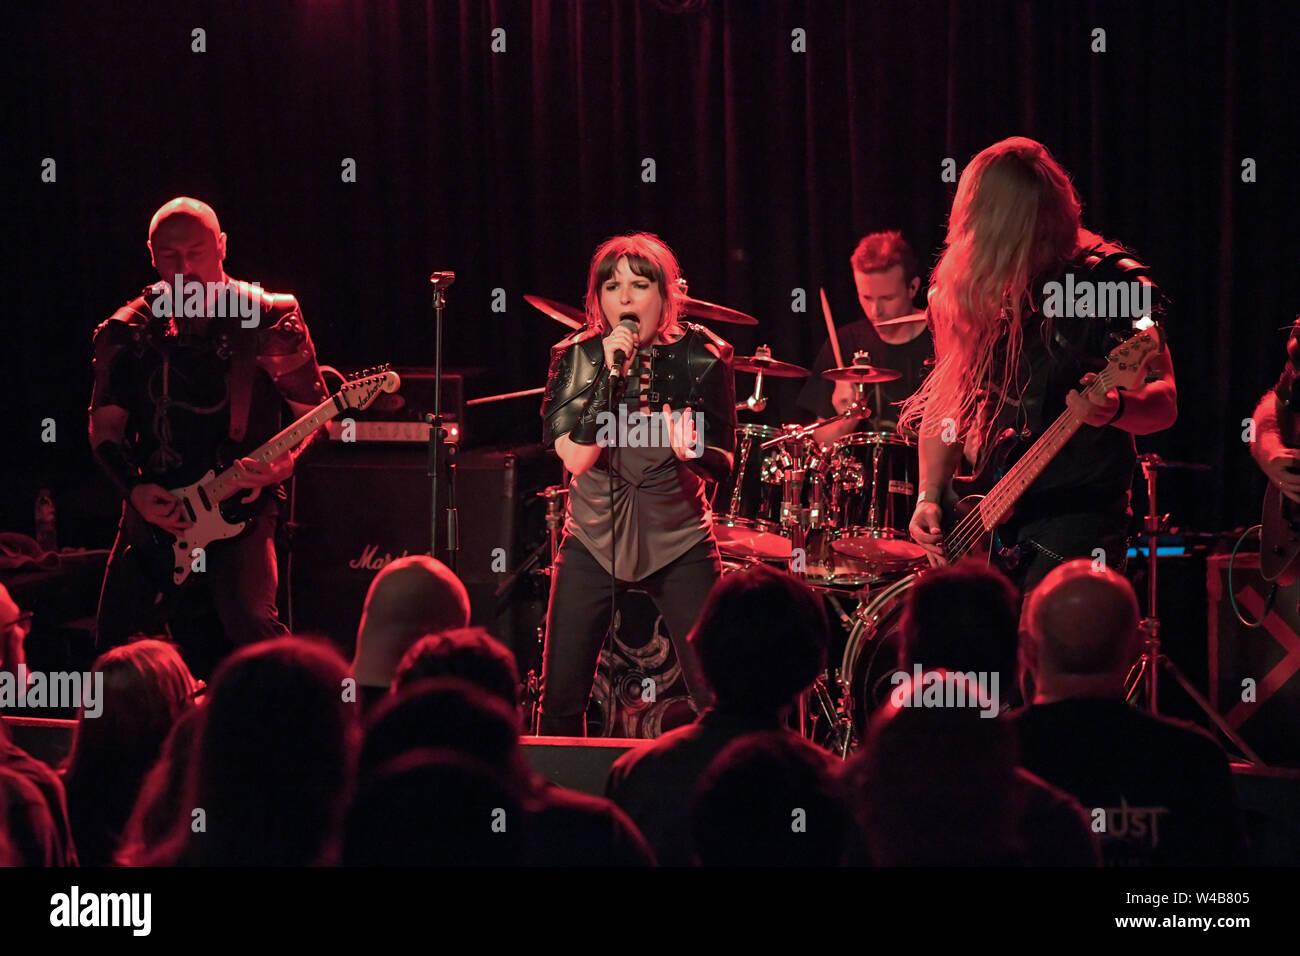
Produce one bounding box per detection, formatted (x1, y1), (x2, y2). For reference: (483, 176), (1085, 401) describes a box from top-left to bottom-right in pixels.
(539, 481), (569, 564)
(759, 403), (873, 451)
(1124, 454), (1264, 764)
(426, 271), (459, 571)
(521, 476), (569, 734)
(737, 347), (769, 413)
(772, 435), (855, 751)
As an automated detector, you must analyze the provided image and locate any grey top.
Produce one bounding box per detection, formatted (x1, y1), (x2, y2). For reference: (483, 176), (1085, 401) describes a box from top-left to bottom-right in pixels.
(565, 348), (712, 581)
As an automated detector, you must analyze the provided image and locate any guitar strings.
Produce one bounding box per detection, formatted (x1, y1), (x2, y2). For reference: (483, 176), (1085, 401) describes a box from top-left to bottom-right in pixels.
(944, 357), (1124, 558)
(941, 366), (1116, 561)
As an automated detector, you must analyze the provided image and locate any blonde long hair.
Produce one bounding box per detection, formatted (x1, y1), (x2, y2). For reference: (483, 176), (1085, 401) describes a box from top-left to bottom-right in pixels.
(583, 232), (685, 339)
(900, 137), (1097, 444)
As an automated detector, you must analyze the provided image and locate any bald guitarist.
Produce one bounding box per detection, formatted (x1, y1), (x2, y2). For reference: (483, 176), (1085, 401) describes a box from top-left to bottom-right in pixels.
(89, 198), (329, 659)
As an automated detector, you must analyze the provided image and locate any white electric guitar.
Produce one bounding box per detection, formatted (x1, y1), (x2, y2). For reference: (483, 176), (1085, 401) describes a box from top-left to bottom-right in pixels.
(162, 366), (400, 586)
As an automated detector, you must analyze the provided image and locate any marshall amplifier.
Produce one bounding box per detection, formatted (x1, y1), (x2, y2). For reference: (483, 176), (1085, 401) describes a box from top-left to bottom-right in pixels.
(323, 368), (464, 444)
(287, 443), (560, 664)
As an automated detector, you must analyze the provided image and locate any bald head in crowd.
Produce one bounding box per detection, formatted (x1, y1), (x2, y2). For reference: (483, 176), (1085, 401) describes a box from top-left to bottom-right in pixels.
(351, 556), (472, 692)
(1020, 559), (1141, 700)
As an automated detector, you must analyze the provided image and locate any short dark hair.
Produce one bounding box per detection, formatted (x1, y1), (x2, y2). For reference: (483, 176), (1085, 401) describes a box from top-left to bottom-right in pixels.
(392, 627), (520, 707)
(690, 564), (828, 714)
(185, 637), (355, 866)
(899, 559), (1019, 687)
(690, 732), (851, 866)
(845, 673), (1023, 865)
(359, 677), (522, 780)
(850, 230), (920, 284)
(342, 748), (525, 866)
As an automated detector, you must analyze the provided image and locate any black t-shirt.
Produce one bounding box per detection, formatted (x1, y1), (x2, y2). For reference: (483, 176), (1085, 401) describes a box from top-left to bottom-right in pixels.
(90, 285), (328, 498)
(97, 327), (284, 489)
(797, 318), (933, 429)
(976, 245), (1165, 519)
(1012, 698), (1241, 866)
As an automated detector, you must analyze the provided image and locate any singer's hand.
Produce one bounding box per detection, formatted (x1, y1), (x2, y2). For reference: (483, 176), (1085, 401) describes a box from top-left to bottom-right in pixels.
(662, 404), (702, 460)
(603, 324), (638, 378)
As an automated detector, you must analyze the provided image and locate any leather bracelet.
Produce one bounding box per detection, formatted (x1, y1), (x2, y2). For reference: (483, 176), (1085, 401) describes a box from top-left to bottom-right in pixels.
(93, 440), (142, 499)
(1107, 389), (1127, 425)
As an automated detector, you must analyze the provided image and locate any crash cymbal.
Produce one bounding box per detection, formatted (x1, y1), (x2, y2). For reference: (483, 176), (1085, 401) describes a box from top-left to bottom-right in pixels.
(733, 344), (809, 378)
(680, 294), (758, 326)
(873, 311), (929, 328)
(524, 294), (584, 330)
(823, 363), (901, 383)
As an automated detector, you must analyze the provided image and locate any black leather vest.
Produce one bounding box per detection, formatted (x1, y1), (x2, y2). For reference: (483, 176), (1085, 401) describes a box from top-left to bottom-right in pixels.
(541, 323), (737, 454)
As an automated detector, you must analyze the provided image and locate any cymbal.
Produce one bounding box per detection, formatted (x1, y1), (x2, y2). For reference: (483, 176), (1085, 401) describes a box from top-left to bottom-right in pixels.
(823, 363), (901, 383)
(524, 294), (584, 330)
(680, 294), (758, 326)
(733, 354), (809, 378)
(873, 311), (929, 328)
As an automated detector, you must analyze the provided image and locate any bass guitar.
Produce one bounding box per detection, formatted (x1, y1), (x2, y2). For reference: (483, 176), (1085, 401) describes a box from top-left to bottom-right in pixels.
(938, 324), (1165, 563)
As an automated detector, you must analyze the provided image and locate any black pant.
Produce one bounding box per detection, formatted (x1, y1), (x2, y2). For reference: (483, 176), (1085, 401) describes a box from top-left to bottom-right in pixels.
(1002, 511), (1130, 592)
(95, 502), (288, 671)
(539, 534), (721, 736)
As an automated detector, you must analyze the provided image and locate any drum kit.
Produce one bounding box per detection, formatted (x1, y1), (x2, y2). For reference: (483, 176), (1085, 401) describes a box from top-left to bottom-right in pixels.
(497, 283), (934, 749)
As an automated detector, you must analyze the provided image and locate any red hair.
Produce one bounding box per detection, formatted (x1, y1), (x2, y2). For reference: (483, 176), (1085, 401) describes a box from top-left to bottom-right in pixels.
(583, 232), (684, 336)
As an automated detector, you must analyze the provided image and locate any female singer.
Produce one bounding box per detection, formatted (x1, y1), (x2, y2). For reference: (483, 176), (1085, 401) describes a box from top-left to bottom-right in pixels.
(538, 233), (737, 735)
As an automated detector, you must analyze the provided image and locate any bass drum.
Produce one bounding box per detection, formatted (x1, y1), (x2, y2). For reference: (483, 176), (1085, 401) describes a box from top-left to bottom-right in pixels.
(838, 571), (922, 737)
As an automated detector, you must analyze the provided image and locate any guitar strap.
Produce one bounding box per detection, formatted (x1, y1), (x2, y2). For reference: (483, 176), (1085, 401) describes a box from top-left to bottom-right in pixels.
(227, 326), (258, 443)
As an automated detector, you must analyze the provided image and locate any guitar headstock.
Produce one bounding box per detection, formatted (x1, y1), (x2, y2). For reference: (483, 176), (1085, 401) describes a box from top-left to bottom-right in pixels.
(1102, 322), (1165, 391)
(337, 365), (402, 411)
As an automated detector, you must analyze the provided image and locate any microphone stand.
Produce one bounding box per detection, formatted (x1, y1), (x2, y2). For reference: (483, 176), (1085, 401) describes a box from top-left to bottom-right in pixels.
(427, 271), (457, 571)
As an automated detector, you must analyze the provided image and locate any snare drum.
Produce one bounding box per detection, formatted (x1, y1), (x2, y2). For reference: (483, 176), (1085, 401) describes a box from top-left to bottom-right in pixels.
(711, 425), (826, 560)
(827, 432), (927, 567)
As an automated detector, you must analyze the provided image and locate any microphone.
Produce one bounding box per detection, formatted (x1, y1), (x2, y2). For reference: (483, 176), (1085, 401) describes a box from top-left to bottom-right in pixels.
(610, 314), (639, 382)
(428, 271), (456, 289)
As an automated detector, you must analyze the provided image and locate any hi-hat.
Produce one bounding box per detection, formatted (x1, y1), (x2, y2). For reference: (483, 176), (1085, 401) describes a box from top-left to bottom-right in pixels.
(733, 344), (808, 378)
(823, 363), (901, 383)
(524, 294), (584, 330)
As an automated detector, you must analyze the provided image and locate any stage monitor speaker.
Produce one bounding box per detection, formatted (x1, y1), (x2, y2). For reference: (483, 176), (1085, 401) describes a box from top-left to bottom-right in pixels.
(287, 444), (559, 665)
(1207, 552), (1300, 767)
(521, 737), (638, 795)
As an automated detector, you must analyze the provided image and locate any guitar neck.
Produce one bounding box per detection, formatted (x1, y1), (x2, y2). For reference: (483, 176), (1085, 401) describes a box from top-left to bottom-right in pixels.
(205, 395), (343, 505)
(949, 373), (1114, 560)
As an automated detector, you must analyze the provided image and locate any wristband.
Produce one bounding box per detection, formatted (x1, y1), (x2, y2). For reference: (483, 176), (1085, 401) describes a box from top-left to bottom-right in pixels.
(93, 440), (142, 499)
(1106, 389), (1127, 426)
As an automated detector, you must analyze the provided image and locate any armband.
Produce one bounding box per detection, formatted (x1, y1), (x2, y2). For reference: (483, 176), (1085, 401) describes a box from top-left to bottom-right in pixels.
(93, 441), (142, 499)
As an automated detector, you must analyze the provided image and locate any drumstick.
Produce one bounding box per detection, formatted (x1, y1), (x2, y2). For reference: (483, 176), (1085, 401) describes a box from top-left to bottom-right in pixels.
(819, 287), (844, 369)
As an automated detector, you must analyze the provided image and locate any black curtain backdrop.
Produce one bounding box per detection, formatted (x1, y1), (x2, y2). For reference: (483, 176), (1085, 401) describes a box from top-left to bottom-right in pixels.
(6, 0), (1298, 542)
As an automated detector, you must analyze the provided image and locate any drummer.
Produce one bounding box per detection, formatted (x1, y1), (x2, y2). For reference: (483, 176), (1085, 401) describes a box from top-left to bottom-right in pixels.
(797, 231), (933, 444)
